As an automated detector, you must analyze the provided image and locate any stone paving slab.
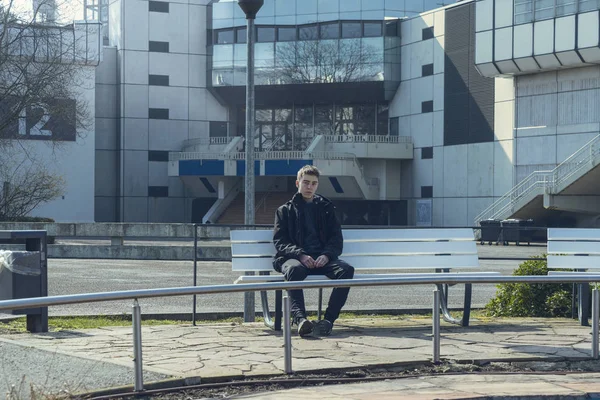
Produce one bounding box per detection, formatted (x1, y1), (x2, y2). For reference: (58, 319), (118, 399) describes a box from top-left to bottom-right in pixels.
(233, 373), (600, 399)
(0, 317), (598, 397)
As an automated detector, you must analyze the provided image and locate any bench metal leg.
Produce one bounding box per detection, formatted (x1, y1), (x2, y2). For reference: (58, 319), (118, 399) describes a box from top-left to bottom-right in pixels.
(317, 288), (323, 321)
(437, 283), (472, 327)
(260, 291), (275, 329)
(579, 283), (591, 326)
(274, 290), (283, 331)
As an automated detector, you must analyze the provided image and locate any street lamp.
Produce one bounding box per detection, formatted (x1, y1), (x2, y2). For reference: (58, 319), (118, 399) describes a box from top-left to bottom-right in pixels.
(238, 0), (263, 322)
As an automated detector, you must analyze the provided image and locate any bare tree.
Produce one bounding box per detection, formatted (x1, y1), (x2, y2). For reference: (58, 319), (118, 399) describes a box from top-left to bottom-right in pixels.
(0, 155), (65, 221)
(266, 36), (383, 85)
(0, 0), (91, 147)
(0, 0), (92, 219)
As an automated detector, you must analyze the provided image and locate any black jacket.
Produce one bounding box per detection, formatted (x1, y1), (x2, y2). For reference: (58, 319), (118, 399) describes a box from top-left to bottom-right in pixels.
(272, 193), (343, 272)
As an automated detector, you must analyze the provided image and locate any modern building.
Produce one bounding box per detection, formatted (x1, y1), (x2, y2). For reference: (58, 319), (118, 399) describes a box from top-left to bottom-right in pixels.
(0, 13), (101, 222)
(85, 0), (600, 227)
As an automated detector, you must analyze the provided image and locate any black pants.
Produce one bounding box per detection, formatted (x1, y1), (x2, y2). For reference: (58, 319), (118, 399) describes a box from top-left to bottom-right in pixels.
(281, 258), (354, 323)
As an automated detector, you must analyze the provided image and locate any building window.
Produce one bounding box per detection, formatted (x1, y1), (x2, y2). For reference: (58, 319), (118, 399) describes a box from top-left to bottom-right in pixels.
(389, 116), (399, 136)
(149, 108), (169, 119)
(210, 121), (228, 137)
(149, 1), (169, 13)
(148, 151), (169, 162)
(363, 22), (383, 37)
(277, 26), (296, 41)
(148, 186), (169, 197)
(341, 21), (362, 38)
(421, 147), (433, 159)
(236, 27), (247, 43)
(149, 41), (169, 53)
(320, 22), (339, 39)
(421, 100), (434, 113)
(149, 74), (169, 86)
(421, 186), (433, 198)
(299, 24), (318, 40)
(257, 27), (276, 42)
(422, 27), (434, 40)
(422, 63), (434, 77)
(215, 29), (234, 44)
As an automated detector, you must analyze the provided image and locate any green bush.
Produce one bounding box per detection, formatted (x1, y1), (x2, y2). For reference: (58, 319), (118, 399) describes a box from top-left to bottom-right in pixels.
(484, 256), (572, 318)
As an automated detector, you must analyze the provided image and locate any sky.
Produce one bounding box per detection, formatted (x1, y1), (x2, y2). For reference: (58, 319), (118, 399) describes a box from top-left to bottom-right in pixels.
(4, 0), (85, 23)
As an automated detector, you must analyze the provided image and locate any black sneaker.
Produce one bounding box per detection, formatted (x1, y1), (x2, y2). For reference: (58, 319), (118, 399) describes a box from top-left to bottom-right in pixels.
(314, 319), (333, 336)
(297, 318), (314, 337)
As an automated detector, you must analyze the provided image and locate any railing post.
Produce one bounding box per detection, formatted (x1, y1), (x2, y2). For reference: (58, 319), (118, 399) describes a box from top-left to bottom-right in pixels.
(283, 293), (293, 374)
(132, 299), (144, 392)
(592, 289), (599, 359)
(433, 289), (441, 364)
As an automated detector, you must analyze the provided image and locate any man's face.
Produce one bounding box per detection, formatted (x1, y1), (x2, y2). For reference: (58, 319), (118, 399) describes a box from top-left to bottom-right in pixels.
(296, 173), (319, 200)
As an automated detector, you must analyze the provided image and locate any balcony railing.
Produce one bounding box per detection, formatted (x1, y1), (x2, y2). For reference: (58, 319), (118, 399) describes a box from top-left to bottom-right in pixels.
(182, 137), (233, 148)
(323, 135), (412, 144)
(170, 151), (359, 162)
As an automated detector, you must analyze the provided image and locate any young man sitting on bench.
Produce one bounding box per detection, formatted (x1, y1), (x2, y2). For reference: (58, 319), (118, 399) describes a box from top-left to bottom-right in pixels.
(272, 165), (355, 337)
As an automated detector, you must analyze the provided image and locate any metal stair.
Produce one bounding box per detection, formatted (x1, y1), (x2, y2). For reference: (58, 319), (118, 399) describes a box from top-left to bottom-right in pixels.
(475, 134), (600, 224)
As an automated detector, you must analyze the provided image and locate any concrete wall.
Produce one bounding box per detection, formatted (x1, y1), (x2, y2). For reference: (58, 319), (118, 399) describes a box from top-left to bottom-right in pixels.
(514, 66), (600, 183)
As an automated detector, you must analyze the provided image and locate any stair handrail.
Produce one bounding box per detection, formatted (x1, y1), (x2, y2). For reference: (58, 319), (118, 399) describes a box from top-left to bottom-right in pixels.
(553, 134), (600, 189)
(474, 170), (553, 224)
(474, 133), (600, 225)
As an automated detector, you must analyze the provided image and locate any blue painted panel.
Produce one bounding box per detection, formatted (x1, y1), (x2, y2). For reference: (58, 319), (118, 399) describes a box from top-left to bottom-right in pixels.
(236, 160), (261, 176)
(265, 160), (312, 176)
(179, 160), (224, 176)
(329, 177), (344, 193)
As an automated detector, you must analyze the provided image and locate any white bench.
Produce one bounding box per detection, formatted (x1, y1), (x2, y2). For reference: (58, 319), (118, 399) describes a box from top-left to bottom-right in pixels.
(231, 228), (496, 330)
(548, 228), (600, 326)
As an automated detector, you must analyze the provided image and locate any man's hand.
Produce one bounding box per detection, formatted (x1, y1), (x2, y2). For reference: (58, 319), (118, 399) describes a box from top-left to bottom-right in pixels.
(299, 254), (316, 268)
(315, 255), (329, 268)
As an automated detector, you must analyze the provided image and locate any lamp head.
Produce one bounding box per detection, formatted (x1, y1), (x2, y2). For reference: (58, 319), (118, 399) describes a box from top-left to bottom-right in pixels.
(237, 0), (264, 19)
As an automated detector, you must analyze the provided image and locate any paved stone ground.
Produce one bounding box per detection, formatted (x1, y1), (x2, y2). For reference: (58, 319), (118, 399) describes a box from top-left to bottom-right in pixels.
(1, 316), (599, 398)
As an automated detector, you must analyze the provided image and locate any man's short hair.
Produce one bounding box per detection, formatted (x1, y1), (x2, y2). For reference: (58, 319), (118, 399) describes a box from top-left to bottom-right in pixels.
(297, 165), (320, 181)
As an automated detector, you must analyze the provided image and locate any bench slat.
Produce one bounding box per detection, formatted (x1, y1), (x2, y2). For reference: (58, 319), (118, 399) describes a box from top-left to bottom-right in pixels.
(548, 255), (600, 270)
(548, 241), (600, 255)
(342, 229), (474, 242)
(231, 228), (476, 243)
(548, 228), (600, 241)
(232, 254), (480, 272)
(231, 240), (477, 257)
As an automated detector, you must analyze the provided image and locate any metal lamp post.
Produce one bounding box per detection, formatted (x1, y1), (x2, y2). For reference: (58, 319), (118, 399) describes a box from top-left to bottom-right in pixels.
(238, 0), (263, 322)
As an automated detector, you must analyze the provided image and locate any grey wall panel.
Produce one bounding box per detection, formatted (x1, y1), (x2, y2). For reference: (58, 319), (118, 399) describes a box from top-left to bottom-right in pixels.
(95, 117), (118, 150)
(516, 93), (558, 128)
(148, 198), (186, 222)
(123, 197), (148, 222)
(444, 2), (495, 146)
(558, 89), (600, 125)
(95, 150), (118, 197)
(95, 197), (117, 222)
(123, 151), (149, 196)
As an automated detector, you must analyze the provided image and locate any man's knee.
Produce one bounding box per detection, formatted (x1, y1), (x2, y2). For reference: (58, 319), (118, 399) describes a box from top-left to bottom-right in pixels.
(336, 261), (354, 279)
(282, 259), (307, 281)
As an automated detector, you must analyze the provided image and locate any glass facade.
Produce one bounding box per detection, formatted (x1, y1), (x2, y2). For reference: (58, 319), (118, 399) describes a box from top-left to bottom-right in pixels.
(210, 0), (454, 87)
(515, 0), (600, 24)
(236, 103), (389, 151)
(211, 20), (396, 87)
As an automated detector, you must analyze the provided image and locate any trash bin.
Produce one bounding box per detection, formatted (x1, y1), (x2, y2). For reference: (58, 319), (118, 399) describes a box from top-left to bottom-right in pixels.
(519, 219), (535, 245)
(501, 219), (532, 246)
(479, 219), (502, 245)
(0, 231), (48, 332)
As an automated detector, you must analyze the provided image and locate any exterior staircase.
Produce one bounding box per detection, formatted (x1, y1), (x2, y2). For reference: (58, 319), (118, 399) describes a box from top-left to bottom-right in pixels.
(217, 192), (292, 225)
(475, 134), (600, 224)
